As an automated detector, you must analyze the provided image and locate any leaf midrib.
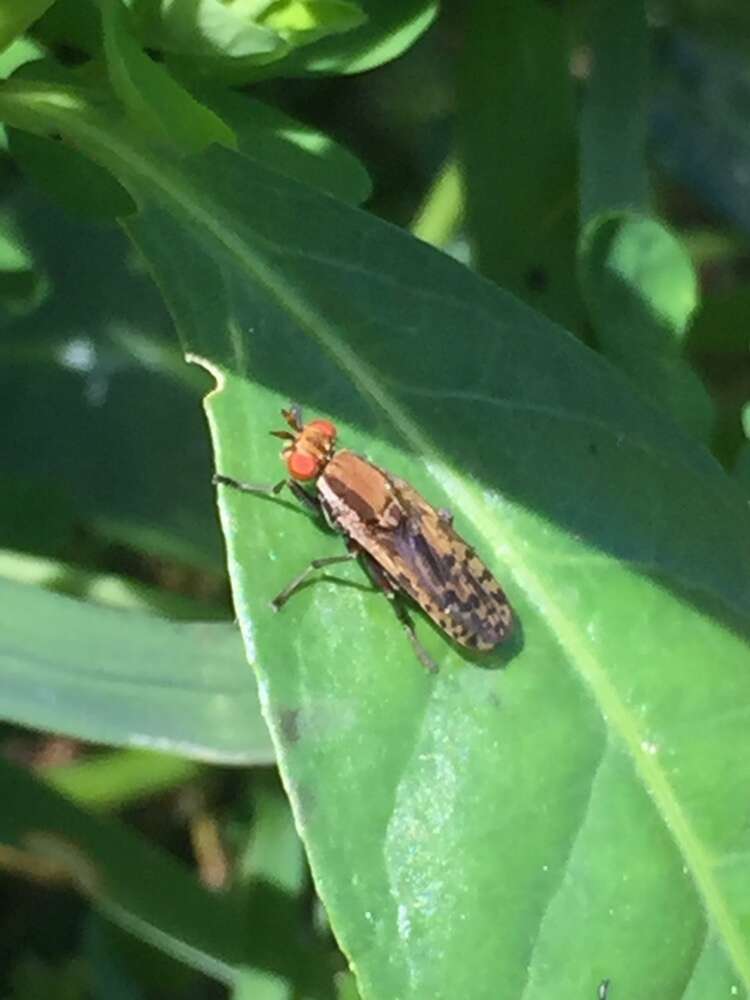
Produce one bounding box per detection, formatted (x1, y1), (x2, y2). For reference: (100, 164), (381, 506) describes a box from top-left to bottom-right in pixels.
(20, 86), (749, 991)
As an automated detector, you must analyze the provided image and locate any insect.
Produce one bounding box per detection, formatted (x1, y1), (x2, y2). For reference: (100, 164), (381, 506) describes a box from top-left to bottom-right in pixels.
(214, 405), (514, 672)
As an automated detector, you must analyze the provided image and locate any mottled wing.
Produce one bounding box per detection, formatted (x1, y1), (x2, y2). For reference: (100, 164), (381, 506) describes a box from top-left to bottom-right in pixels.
(382, 474), (513, 650)
(319, 452), (513, 650)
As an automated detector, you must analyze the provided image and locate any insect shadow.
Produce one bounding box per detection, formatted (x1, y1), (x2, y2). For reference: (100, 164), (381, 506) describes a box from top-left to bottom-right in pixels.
(415, 594), (525, 671)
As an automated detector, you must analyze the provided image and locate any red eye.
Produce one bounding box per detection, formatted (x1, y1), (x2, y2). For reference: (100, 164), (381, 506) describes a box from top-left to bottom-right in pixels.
(288, 451), (319, 481)
(308, 419), (337, 441)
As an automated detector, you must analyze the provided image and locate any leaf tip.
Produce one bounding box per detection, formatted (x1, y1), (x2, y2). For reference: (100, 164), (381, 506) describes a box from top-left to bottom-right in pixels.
(185, 351), (225, 397)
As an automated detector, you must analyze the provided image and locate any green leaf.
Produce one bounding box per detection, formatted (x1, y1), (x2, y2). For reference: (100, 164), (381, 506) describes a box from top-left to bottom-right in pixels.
(193, 87), (371, 204)
(0, 35), (46, 81)
(0, 0), (56, 54)
(258, 0), (366, 47)
(100, 0), (236, 153)
(0, 182), (223, 569)
(579, 212), (714, 441)
(458, 0), (583, 333)
(0, 548), (225, 618)
(33, 0), (105, 56)
(0, 207), (47, 313)
(133, 0), (288, 62)
(334, 973), (361, 1000)
(580, 213), (698, 358)
(253, 0), (437, 78)
(8, 127), (137, 219)
(84, 911), (205, 999)
(3, 75), (750, 999)
(229, 777), (310, 1000)
(232, 969), (291, 1000)
(233, 775), (305, 891)
(410, 157), (463, 249)
(0, 579), (272, 765)
(148, 0), (433, 82)
(42, 749), (201, 810)
(576, 5), (713, 442)
(0, 757), (254, 985)
(578, 0), (650, 221)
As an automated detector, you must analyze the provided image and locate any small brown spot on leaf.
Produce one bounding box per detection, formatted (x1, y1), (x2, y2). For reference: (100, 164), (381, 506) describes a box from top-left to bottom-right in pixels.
(279, 708), (301, 745)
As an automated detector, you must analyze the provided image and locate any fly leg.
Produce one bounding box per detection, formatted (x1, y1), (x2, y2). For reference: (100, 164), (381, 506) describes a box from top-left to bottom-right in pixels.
(215, 472), (354, 608)
(213, 474), (321, 516)
(287, 480), (323, 515)
(271, 551), (358, 610)
(215, 472), (437, 672)
(359, 552), (438, 674)
(213, 473), (286, 498)
(391, 598), (439, 674)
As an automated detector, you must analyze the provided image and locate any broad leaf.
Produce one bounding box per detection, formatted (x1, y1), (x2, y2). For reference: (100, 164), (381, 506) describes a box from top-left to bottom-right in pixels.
(2, 75), (750, 999)
(192, 88), (371, 205)
(43, 748), (200, 810)
(577, 2), (714, 443)
(260, 0), (366, 45)
(0, 207), (47, 312)
(578, 0), (650, 221)
(9, 127), (137, 219)
(100, 0), (236, 153)
(0, 547), (227, 619)
(0, 36), (46, 83)
(253, 0), (437, 78)
(0, 0), (55, 53)
(0, 184), (223, 568)
(0, 579), (271, 765)
(578, 212), (713, 442)
(459, 0), (582, 333)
